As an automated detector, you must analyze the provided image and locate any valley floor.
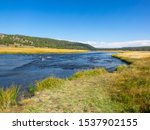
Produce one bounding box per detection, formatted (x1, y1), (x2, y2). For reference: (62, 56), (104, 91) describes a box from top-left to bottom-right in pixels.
(0, 47), (88, 54)
(1, 51), (150, 112)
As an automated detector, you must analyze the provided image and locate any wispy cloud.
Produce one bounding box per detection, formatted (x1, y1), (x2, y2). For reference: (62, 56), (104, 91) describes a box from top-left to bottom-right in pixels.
(82, 40), (150, 48)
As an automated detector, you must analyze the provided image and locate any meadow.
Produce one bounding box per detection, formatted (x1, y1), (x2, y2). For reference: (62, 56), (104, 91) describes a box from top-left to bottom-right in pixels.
(0, 51), (150, 112)
(0, 47), (88, 54)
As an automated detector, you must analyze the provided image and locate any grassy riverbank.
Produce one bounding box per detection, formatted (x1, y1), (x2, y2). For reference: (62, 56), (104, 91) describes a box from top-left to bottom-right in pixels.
(0, 47), (88, 54)
(0, 51), (150, 112)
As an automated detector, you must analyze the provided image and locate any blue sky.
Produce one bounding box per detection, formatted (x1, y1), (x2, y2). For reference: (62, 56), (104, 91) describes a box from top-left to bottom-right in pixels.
(0, 0), (150, 47)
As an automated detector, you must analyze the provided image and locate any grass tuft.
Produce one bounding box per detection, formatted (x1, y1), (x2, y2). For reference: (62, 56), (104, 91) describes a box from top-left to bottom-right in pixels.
(36, 77), (65, 91)
(0, 85), (20, 110)
(70, 68), (107, 80)
(28, 84), (36, 96)
(116, 64), (128, 71)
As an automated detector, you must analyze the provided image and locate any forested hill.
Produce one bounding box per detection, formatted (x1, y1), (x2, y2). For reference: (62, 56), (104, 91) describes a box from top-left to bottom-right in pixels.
(1, 34), (149, 51)
(97, 46), (150, 51)
(121, 46), (150, 51)
(0, 34), (95, 50)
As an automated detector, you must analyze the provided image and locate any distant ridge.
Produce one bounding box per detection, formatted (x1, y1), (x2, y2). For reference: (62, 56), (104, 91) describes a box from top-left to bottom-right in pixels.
(97, 46), (150, 51)
(0, 34), (95, 50)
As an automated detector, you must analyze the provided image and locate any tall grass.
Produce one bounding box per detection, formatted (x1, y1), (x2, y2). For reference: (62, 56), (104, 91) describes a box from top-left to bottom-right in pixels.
(110, 57), (150, 112)
(0, 85), (20, 110)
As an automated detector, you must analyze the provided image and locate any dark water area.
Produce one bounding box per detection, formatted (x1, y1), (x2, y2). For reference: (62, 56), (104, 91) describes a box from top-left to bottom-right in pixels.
(0, 52), (126, 89)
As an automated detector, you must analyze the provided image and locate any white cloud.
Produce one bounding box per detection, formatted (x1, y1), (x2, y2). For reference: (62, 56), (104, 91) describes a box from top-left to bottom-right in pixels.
(83, 40), (150, 48)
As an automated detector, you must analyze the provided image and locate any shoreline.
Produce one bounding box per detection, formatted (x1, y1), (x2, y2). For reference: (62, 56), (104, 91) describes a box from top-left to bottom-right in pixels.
(0, 51), (150, 112)
(0, 51), (124, 91)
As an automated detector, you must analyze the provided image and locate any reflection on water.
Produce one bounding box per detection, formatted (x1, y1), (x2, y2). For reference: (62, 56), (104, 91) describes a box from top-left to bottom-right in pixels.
(0, 52), (126, 89)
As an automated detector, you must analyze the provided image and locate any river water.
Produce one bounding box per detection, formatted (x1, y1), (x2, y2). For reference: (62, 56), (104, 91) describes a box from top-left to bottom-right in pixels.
(0, 52), (126, 89)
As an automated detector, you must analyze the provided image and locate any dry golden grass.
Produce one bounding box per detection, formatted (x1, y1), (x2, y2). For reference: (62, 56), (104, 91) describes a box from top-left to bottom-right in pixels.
(115, 51), (150, 59)
(0, 47), (88, 54)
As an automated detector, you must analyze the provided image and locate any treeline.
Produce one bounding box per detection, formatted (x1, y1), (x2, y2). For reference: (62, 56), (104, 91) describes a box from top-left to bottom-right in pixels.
(0, 34), (95, 50)
(97, 46), (150, 51)
(121, 46), (150, 51)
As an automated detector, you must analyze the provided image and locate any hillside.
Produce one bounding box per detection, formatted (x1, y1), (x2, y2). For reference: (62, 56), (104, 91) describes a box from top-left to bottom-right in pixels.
(97, 46), (150, 51)
(0, 34), (149, 51)
(121, 46), (150, 51)
(0, 34), (95, 50)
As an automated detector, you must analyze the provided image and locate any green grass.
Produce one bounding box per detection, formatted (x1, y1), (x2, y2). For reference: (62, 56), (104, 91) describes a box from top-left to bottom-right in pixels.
(36, 77), (65, 91)
(116, 64), (128, 71)
(28, 84), (36, 96)
(69, 68), (107, 79)
(0, 85), (20, 110)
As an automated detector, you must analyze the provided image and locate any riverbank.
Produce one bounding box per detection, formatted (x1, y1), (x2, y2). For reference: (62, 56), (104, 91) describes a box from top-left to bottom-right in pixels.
(1, 51), (150, 112)
(0, 47), (88, 54)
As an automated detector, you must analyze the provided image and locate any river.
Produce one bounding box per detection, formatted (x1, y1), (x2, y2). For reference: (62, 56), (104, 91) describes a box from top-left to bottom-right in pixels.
(0, 52), (126, 89)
